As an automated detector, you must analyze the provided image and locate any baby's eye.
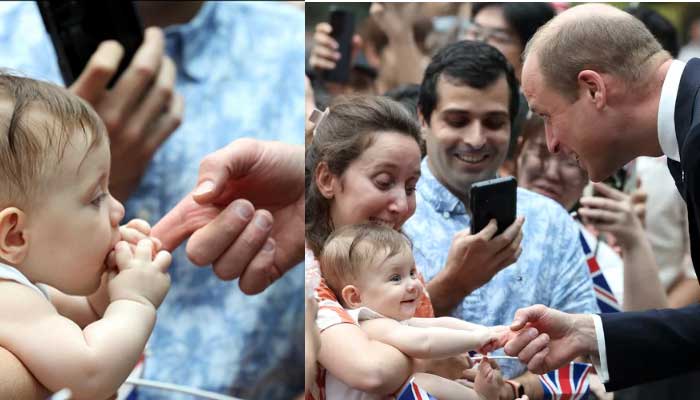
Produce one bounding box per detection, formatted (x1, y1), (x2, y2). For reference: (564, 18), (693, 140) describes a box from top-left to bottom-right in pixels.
(410, 269), (417, 278)
(91, 193), (107, 207)
(389, 274), (401, 283)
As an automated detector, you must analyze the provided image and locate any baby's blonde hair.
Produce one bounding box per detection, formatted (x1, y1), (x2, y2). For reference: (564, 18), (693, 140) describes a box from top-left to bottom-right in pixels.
(0, 72), (107, 208)
(320, 223), (413, 301)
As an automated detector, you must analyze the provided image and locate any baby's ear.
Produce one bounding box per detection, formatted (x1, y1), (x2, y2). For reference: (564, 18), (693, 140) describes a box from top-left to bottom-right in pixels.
(341, 284), (362, 308)
(0, 207), (28, 264)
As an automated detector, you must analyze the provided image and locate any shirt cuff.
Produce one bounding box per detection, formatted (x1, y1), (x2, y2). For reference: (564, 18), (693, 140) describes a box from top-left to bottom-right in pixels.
(591, 314), (609, 382)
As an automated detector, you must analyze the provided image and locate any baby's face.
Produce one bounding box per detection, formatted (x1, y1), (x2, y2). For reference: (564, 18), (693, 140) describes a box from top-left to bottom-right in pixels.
(355, 249), (422, 321)
(22, 133), (124, 295)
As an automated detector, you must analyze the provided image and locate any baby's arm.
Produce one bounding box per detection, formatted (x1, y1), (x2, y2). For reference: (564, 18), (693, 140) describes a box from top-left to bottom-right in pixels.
(360, 318), (500, 359)
(0, 239), (170, 399)
(406, 316), (484, 331)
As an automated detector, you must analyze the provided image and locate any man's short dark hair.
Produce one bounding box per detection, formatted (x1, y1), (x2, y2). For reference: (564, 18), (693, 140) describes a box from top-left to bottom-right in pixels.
(471, 2), (555, 48)
(418, 40), (519, 126)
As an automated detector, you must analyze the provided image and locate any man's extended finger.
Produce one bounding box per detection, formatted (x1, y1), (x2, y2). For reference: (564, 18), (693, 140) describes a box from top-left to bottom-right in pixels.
(70, 40), (123, 103)
(510, 304), (547, 331)
(591, 181), (625, 200)
(238, 238), (280, 294)
(151, 194), (220, 251)
(186, 199), (256, 266)
(191, 138), (261, 203)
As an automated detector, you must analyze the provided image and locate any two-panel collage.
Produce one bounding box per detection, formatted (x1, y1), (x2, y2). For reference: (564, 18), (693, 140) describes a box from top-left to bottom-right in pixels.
(1, 1), (700, 399)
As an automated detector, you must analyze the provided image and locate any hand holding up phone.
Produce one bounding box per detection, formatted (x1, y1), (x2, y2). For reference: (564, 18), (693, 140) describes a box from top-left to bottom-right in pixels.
(70, 27), (184, 201)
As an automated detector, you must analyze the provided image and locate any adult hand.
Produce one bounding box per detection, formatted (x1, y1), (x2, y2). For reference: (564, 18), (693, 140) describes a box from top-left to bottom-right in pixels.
(369, 2), (420, 41)
(504, 305), (597, 375)
(308, 22), (362, 72)
(152, 138), (304, 294)
(579, 182), (646, 249)
(428, 217), (524, 315)
(70, 27), (184, 202)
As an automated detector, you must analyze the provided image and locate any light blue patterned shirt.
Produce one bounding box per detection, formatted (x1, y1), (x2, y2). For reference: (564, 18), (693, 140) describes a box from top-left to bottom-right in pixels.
(0, 2), (304, 399)
(403, 159), (599, 379)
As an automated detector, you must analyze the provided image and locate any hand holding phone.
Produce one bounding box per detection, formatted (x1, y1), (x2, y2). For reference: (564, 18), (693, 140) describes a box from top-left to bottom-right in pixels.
(321, 9), (355, 83)
(470, 176), (517, 236)
(37, 0), (144, 87)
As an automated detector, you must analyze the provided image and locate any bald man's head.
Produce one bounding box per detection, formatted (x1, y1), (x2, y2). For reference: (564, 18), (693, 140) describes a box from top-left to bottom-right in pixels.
(523, 3), (669, 102)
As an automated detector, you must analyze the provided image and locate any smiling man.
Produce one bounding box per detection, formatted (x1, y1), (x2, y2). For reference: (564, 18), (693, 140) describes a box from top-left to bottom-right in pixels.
(504, 3), (700, 393)
(401, 40), (598, 399)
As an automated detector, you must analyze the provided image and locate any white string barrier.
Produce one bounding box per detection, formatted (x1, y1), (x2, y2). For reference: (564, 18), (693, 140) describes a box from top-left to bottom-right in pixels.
(50, 379), (244, 400)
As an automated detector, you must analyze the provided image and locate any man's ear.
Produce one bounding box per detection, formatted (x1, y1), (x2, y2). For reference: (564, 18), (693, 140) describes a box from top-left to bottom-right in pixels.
(341, 284), (362, 308)
(0, 207), (28, 264)
(577, 70), (606, 110)
(315, 161), (337, 200)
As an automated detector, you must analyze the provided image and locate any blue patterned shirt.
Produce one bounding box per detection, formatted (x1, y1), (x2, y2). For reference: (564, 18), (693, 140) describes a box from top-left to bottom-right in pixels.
(0, 2), (304, 398)
(403, 160), (599, 379)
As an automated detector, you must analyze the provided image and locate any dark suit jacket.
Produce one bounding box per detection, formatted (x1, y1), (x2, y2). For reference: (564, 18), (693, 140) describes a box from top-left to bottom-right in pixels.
(602, 58), (700, 391)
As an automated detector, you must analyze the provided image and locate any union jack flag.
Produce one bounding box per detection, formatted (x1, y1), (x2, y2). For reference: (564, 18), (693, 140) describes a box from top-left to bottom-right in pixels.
(396, 378), (437, 400)
(540, 362), (592, 400)
(579, 231), (621, 313)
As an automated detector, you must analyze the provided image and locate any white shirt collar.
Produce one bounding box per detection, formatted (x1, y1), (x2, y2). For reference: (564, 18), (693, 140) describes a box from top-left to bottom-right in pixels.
(657, 60), (685, 161)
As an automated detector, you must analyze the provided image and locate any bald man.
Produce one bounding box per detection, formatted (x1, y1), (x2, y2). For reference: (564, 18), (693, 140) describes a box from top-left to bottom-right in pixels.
(503, 3), (700, 392)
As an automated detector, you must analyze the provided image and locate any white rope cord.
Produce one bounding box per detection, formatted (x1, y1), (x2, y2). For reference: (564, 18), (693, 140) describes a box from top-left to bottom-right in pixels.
(471, 355), (522, 361)
(50, 380), (243, 400)
(125, 378), (243, 400)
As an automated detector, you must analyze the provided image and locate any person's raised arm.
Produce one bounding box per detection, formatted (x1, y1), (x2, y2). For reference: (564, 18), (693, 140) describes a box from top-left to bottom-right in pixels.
(152, 138), (304, 294)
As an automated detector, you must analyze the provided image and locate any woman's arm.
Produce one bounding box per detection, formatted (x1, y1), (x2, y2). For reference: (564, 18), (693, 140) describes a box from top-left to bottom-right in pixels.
(318, 323), (414, 395)
(0, 346), (49, 400)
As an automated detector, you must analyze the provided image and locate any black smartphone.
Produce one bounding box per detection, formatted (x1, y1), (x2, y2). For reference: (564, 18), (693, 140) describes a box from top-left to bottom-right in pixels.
(322, 9), (355, 83)
(37, 0), (144, 87)
(470, 176), (517, 236)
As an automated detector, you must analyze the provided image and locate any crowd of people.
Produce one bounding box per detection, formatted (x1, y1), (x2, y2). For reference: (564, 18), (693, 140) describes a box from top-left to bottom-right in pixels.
(306, 3), (700, 400)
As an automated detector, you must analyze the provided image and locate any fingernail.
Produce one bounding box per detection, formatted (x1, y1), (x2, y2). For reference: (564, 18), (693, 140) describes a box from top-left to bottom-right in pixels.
(255, 214), (272, 230)
(263, 240), (274, 251)
(527, 328), (538, 339)
(193, 180), (215, 196)
(235, 202), (253, 220)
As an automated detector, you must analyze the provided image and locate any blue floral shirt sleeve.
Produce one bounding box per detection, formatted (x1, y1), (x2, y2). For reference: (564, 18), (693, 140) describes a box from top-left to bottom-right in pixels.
(0, 2), (304, 399)
(403, 159), (599, 379)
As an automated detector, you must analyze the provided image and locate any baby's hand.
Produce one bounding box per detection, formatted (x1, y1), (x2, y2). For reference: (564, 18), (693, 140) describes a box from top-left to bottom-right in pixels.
(106, 219), (163, 269)
(476, 325), (513, 354)
(108, 239), (171, 309)
(474, 356), (504, 400)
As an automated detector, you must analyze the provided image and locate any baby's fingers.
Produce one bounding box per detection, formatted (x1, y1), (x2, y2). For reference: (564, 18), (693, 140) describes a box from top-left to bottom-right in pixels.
(152, 250), (172, 273)
(126, 219), (152, 234)
(120, 226), (149, 244)
(135, 239), (155, 262)
(115, 241), (134, 270)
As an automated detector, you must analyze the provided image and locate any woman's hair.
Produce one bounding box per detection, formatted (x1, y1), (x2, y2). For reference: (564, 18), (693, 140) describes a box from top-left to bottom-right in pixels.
(305, 95), (421, 254)
(320, 223), (412, 301)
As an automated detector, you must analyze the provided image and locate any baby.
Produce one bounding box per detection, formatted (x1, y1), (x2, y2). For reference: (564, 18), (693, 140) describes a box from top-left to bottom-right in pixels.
(320, 223), (509, 400)
(0, 73), (171, 399)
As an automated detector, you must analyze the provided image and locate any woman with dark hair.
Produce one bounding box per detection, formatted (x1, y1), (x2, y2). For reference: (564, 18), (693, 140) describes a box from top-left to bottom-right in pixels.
(305, 95), (526, 400)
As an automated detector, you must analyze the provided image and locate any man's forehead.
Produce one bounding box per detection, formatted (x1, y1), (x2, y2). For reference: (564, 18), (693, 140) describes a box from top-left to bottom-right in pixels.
(436, 75), (509, 110)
